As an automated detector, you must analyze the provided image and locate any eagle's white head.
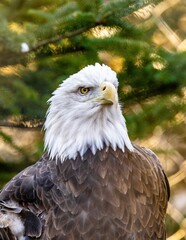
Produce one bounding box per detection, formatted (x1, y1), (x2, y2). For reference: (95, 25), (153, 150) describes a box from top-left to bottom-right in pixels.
(44, 63), (134, 162)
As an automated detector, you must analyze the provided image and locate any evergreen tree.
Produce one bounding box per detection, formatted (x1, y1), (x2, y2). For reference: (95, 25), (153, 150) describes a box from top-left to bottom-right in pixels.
(0, 0), (185, 138)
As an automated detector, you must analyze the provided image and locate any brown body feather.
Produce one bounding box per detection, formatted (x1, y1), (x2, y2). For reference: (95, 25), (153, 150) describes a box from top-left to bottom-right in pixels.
(0, 144), (169, 240)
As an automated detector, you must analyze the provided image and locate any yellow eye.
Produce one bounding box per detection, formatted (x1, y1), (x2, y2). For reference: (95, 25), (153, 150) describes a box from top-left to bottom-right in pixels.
(79, 87), (90, 95)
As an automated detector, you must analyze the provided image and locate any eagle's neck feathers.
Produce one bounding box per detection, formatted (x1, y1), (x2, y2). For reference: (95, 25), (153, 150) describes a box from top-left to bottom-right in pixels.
(44, 102), (133, 162)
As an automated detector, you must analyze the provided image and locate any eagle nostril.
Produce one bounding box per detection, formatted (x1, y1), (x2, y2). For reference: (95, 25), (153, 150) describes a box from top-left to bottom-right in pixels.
(102, 86), (106, 91)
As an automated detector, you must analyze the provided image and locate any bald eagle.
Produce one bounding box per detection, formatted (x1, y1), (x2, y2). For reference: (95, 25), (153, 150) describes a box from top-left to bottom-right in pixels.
(0, 63), (169, 240)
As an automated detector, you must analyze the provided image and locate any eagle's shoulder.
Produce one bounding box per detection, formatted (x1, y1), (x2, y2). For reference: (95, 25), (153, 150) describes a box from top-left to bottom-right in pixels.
(0, 154), (56, 239)
(132, 144), (170, 200)
(0, 154), (54, 203)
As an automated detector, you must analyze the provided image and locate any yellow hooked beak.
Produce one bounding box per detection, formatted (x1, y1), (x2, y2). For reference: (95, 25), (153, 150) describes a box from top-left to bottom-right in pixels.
(95, 81), (118, 107)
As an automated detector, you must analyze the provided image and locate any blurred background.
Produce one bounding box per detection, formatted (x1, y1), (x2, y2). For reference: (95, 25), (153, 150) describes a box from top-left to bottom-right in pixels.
(0, 0), (186, 238)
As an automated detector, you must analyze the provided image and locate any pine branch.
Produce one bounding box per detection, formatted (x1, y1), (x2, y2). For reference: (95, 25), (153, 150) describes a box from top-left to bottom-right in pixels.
(29, 26), (92, 52)
(0, 121), (43, 129)
(25, 1), (148, 53)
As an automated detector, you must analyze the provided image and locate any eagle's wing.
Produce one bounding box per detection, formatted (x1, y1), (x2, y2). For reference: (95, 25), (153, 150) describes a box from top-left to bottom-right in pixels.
(125, 144), (170, 239)
(0, 155), (53, 240)
(135, 144), (170, 200)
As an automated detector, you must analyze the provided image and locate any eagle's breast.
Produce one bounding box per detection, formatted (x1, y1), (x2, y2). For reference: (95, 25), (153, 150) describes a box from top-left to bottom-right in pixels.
(42, 145), (168, 239)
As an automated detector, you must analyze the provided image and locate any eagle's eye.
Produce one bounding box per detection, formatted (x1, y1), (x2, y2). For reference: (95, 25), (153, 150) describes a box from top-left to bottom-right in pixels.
(79, 87), (90, 95)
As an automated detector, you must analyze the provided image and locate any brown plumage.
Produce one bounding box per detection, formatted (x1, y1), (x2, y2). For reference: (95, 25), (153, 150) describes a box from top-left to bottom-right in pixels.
(0, 145), (169, 240)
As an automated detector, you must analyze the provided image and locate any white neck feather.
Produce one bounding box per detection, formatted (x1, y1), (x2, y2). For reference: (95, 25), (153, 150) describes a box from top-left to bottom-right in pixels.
(44, 101), (134, 162)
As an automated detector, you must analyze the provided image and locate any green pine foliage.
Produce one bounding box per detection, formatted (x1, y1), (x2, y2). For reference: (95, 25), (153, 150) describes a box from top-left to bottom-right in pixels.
(0, 0), (185, 141)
